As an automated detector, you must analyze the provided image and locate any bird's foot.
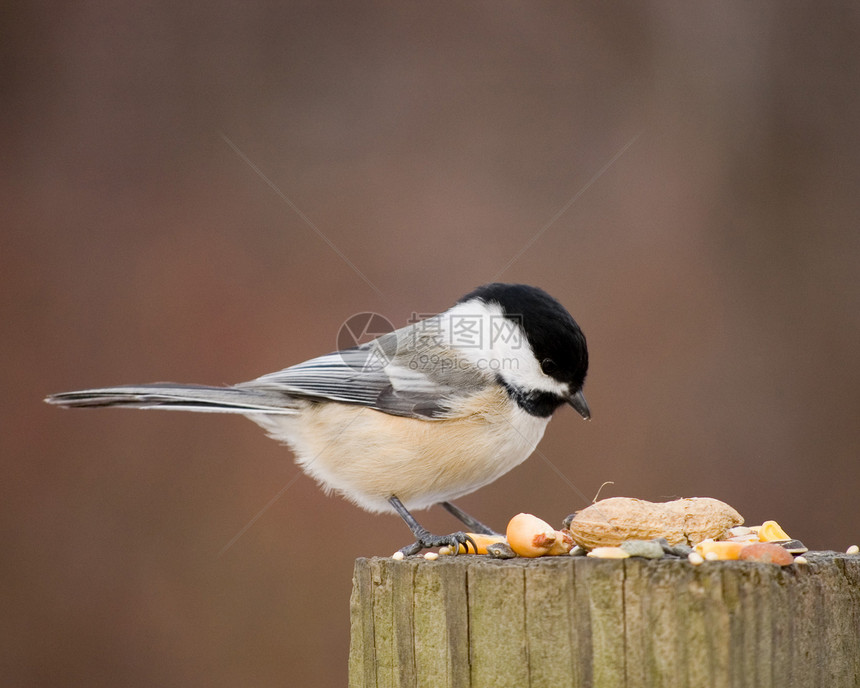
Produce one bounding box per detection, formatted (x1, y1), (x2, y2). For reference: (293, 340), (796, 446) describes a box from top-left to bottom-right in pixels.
(398, 529), (477, 556)
(440, 501), (499, 535)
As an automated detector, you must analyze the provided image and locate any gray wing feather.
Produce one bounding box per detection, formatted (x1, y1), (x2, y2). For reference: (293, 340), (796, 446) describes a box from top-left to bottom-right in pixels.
(47, 322), (494, 420)
(45, 384), (299, 414)
(242, 322), (492, 419)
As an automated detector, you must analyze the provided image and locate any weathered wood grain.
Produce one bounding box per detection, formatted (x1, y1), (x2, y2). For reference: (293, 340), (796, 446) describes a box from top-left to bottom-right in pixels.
(349, 553), (860, 688)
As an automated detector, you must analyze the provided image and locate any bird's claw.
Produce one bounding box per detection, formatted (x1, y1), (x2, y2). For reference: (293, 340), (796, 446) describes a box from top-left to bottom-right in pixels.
(398, 531), (478, 556)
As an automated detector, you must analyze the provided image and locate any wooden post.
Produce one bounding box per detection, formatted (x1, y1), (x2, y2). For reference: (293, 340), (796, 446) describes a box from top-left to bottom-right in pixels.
(349, 553), (860, 688)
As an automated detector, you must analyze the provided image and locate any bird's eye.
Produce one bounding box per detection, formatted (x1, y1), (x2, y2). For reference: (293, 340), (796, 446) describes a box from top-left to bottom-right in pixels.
(540, 358), (557, 376)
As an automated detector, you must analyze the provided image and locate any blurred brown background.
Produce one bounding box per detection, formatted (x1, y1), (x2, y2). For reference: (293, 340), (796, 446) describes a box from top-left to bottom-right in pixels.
(3, 3), (859, 686)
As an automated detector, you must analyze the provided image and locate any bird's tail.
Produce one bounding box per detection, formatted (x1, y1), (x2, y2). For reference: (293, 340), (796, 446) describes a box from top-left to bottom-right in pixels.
(45, 383), (299, 415)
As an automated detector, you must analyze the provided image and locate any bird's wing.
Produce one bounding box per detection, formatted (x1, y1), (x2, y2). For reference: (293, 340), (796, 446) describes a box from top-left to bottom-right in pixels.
(241, 323), (491, 419)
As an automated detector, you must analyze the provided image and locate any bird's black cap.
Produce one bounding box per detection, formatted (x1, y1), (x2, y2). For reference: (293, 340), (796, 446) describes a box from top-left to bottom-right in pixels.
(458, 283), (589, 416)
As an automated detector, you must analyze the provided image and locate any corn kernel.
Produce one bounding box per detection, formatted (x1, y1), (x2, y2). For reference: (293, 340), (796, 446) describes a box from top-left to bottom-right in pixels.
(758, 520), (791, 542)
(452, 533), (508, 555)
(506, 513), (558, 557)
(695, 539), (746, 560)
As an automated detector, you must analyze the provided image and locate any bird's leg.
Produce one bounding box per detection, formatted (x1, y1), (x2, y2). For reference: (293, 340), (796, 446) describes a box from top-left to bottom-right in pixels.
(440, 501), (499, 535)
(388, 495), (477, 556)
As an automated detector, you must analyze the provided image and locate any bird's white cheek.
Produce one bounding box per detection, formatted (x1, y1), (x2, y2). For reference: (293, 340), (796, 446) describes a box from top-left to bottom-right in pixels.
(501, 355), (570, 397)
(439, 301), (568, 397)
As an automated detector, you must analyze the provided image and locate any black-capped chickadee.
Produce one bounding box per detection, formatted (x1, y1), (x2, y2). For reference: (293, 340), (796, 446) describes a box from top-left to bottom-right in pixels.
(46, 283), (590, 555)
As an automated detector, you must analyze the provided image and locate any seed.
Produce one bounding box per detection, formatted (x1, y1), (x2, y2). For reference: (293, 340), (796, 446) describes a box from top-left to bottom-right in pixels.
(688, 552), (705, 565)
(486, 542), (517, 559)
(392, 551), (405, 560)
(695, 539), (745, 560)
(724, 528), (759, 543)
(666, 543), (693, 557)
(794, 556), (808, 565)
(587, 546), (630, 559)
(506, 513), (558, 557)
(548, 529), (575, 555)
(449, 533), (508, 555)
(423, 551), (439, 561)
(758, 520), (791, 542)
(847, 545), (859, 555)
(780, 539), (808, 554)
(739, 542), (793, 566)
(619, 539), (665, 559)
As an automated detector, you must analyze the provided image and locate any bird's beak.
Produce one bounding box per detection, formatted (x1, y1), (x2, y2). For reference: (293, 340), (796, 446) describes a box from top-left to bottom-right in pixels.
(568, 390), (591, 420)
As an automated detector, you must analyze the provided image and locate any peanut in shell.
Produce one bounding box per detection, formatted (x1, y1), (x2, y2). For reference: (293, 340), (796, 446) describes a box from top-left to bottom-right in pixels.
(566, 497), (743, 549)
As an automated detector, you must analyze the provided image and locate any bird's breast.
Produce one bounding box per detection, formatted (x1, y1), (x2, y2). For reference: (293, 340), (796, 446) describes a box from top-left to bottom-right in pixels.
(253, 386), (550, 512)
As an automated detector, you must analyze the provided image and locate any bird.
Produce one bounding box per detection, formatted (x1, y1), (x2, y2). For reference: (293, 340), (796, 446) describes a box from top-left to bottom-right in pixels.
(46, 283), (590, 555)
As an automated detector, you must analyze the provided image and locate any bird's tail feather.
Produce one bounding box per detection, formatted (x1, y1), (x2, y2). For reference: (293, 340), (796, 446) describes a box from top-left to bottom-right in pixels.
(45, 383), (298, 414)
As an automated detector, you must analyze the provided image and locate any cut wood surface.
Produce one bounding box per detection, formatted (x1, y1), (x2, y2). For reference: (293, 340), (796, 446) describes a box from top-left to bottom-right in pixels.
(349, 552), (860, 688)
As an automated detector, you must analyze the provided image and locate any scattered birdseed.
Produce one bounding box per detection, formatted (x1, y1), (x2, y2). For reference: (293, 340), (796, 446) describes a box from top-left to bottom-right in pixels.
(739, 542), (794, 566)
(619, 539), (665, 559)
(587, 546), (630, 559)
(486, 542), (517, 559)
(777, 539), (808, 554)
